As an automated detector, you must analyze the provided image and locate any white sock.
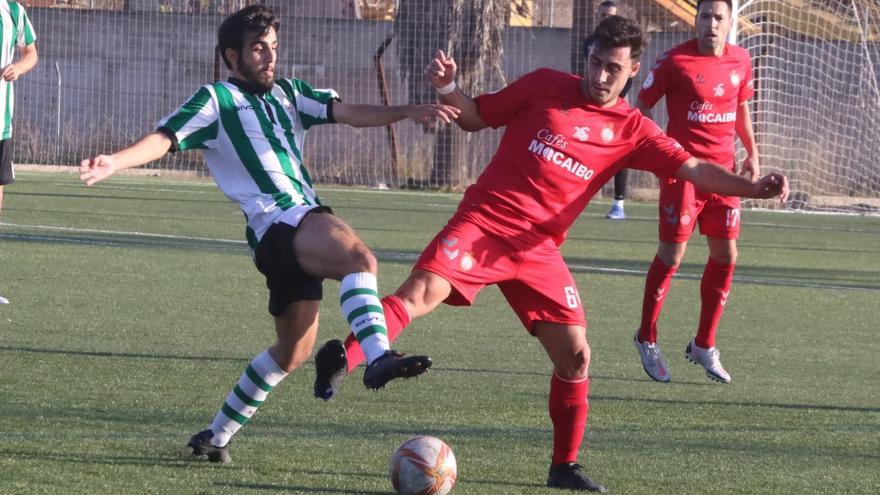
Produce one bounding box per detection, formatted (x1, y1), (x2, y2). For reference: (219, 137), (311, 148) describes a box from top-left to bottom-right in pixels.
(340, 272), (389, 364)
(613, 199), (624, 208)
(209, 350), (287, 447)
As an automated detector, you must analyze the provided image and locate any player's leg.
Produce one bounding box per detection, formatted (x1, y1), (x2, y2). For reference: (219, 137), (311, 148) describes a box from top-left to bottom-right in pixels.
(293, 209), (431, 391)
(0, 138), (14, 212)
(605, 169), (628, 220)
(686, 201), (740, 383)
(190, 300), (320, 463)
(500, 244), (606, 492)
(338, 269), (453, 373)
(536, 323), (605, 492)
(189, 216), (326, 462)
(318, 216), (510, 399)
(635, 180), (700, 381)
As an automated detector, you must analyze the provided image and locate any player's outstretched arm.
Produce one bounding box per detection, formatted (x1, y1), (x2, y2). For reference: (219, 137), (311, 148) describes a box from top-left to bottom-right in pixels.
(79, 132), (172, 186)
(425, 49), (487, 132)
(675, 157), (789, 203)
(332, 101), (460, 128)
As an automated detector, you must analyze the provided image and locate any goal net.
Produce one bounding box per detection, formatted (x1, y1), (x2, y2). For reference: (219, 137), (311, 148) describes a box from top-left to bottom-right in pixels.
(14, 0), (880, 212)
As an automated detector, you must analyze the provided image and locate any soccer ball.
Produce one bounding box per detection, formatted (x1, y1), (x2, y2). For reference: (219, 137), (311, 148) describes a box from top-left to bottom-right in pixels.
(389, 435), (457, 495)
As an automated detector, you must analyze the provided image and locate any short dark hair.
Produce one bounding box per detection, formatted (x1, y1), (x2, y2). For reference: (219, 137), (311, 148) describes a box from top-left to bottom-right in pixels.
(696, 0), (733, 12)
(586, 15), (644, 60)
(217, 5), (280, 70)
(598, 0), (618, 9)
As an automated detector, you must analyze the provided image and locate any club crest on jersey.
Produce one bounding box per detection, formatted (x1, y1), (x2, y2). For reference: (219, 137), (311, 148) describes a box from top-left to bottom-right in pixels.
(713, 83), (725, 97)
(680, 211), (693, 226)
(642, 71), (655, 89)
(601, 125), (615, 142)
(460, 252), (475, 271)
(573, 125), (590, 142)
(730, 71), (741, 87)
(696, 73), (706, 84)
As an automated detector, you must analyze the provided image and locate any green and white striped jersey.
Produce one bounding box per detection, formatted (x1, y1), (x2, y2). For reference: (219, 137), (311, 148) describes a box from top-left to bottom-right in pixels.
(0, 0), (36, 140)
(157, 79), (339, 249)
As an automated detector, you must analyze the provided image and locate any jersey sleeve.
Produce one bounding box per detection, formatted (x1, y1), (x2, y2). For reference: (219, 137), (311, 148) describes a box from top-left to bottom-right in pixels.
(637, 52), (672, 108)
(277, 78), (340, 130)
(738, 53), (755, 103)
(156, 85), (220, 152)
(473, 69), (545, 128)
(621, 115), (692, 178)
(15, 4), (36, 46)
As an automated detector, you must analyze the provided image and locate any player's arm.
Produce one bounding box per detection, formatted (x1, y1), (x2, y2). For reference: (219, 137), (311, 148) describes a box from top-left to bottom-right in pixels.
(79, 132), (172, 186)
(674, 157), (788, 203)
(331, 101), (460, 128)
(0, 43), (37, 82)
(735, 100), (759, 179)
(425, 49), (487, 132)
(636, 97), (655, 120)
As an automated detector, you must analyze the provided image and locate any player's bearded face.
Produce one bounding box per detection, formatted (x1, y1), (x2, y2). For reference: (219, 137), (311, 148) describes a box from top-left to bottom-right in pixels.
(696, 1), (732, 54)
(235, 28), (278, 93)
(585, 45), (639, 107)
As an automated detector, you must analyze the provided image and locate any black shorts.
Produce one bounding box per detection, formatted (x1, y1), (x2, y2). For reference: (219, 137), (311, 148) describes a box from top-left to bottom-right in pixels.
(254, 207), (332, 317)
(0, 139), (14, 185)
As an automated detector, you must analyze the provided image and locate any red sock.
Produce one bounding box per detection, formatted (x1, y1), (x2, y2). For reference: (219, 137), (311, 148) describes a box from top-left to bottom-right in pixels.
(344, 295), (411, 372)
(638, 256), (678, 343)
(548, 372), (590, 465)
(696, 257), (735, 349)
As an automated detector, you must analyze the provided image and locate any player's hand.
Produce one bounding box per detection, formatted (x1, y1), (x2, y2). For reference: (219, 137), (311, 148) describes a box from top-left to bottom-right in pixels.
(405, 104), (460, 128)
(0, 63), (20, 82)
(79, 155), (117, 186)
(740, 154), (760, 181)
(425, 49), (457, 89)
(752, 172), (789, 204)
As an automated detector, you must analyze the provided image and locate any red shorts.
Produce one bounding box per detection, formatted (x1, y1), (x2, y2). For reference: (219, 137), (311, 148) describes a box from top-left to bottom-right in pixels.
(414, 213), (585, 332)
(658, 174), (741, 243)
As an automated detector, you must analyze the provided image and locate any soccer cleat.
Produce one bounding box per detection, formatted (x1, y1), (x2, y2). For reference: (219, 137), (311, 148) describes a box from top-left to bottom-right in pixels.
(633, 332), (671, 382)
(685, 339), (731, 383)
(547, 463), (608, 492)
(363, 350), (432, 390)
(188, 429), (231, 464)
(605, 204), (626, 220)
(313, 339), (348, 401)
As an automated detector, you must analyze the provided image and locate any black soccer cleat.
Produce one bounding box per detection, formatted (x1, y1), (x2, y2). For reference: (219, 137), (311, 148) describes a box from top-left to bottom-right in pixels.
(188, 429), (231, 464)
(362, 350), (432, 390)
(547, 463), (608, 492)
(314, 339), (348, 401)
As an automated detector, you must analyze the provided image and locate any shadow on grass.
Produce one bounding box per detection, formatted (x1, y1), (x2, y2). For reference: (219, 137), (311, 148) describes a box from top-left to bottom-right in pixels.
(0, 448), (207, 469)
(592, 394), (880, 414)
(218, 471), (544, 493)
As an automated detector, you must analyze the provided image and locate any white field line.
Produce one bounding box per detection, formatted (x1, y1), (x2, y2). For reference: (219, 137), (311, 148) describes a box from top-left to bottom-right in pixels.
(3, 221), (875, 293)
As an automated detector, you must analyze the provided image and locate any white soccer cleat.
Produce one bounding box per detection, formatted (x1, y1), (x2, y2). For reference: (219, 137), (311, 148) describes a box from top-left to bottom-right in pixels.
(633, 332), (670, 382)
(685, 339), (731, 383)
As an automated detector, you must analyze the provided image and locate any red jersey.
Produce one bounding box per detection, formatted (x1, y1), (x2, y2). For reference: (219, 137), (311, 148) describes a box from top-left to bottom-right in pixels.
(638, 39), (754, 165)
(461, 68), (691, 245)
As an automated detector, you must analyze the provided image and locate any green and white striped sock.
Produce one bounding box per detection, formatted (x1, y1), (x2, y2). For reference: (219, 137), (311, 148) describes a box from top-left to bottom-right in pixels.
(340, 272), (389, 365)
(209, 350), (287, 447)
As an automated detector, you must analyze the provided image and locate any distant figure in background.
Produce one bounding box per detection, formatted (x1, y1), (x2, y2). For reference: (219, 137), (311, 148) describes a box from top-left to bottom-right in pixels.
(594, 1), (630, 220)
(0, 1), (38, 213)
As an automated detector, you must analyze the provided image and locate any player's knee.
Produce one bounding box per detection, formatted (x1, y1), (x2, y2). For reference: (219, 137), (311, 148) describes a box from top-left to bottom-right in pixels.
(347, 244), (378, 274)
(557, 346), (590, 380)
